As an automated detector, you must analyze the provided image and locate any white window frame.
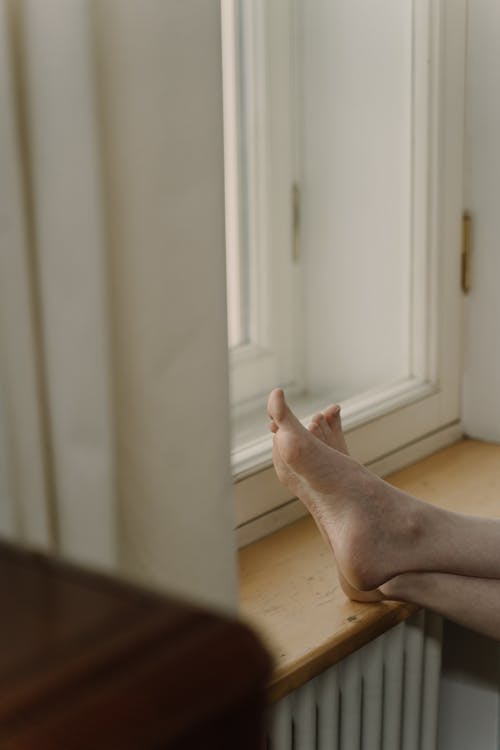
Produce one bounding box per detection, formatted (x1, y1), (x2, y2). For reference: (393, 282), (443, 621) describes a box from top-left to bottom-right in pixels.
(226, 0), (466, 545)
(222, 0), (302, 412)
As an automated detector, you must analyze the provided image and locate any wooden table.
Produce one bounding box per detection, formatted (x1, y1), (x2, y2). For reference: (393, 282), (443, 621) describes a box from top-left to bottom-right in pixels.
(0, 543), (271, 749)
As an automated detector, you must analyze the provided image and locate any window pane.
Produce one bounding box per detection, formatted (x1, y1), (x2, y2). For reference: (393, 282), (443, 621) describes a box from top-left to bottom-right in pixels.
(300, 0), (413, 401)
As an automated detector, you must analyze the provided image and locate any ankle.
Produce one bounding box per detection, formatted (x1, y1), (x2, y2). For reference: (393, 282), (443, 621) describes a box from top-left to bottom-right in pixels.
(395, 491), (429, 545)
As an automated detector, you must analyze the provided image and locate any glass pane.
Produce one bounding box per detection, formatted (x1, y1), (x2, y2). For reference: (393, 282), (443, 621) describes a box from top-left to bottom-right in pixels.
(299, 0), (413, 401)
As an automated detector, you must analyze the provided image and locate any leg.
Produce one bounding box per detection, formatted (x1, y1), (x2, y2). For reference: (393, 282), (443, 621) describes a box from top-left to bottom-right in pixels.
(271, 390), (500, 638)
(306, 401), (500, 631)
(382, 573), (500, 641)
(268, 388), (500, 591)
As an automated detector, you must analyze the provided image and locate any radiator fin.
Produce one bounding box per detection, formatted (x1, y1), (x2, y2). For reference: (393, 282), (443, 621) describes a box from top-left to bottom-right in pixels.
(317, 663), (340, 749)
(382, 619), (405, 750)
(268, 610), (442, 750)
(361, 636), (384, 749)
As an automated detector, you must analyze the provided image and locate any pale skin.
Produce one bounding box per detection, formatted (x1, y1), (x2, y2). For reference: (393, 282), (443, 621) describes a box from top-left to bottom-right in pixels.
(268, 387), (500, 641)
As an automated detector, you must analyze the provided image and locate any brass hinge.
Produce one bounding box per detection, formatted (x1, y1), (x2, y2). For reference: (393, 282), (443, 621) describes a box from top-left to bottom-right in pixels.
(461, 213), (472, 294)
(292, 183), (300, 262)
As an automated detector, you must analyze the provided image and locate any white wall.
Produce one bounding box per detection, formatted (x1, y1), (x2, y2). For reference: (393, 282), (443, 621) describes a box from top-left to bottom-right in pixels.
(439, 5), (500, 748)
(462, 1), (500, 442)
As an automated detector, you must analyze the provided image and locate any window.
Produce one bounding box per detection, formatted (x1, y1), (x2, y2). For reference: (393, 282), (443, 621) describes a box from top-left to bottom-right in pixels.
(222, 0), (301, 413)
(223, 0), (466, 543)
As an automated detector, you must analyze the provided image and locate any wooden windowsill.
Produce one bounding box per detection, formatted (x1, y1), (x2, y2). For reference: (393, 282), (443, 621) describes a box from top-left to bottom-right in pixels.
(238, 438), (500, 702)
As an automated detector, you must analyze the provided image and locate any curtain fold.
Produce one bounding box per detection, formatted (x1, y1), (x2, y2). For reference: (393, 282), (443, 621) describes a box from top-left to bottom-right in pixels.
(21, 0), (117, 569)
(0, 0), (237, 611)
(0, 0), (52, 548)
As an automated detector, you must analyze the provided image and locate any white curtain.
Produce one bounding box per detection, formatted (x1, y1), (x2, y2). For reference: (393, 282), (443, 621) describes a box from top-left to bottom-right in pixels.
(0, 0), (237, 611)
(0, 0), (52, 548)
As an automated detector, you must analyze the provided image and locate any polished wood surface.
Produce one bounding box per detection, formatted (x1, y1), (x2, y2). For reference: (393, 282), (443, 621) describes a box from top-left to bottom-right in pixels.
(239, 438), (500, 702)
(0, 543), (271, 749)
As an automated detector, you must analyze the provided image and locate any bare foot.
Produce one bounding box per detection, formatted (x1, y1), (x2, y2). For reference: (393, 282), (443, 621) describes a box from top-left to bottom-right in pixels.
(307, 406), (383, 601)
(309, 404), (349, 455)
(274, 394), (376, 598)
(268, 388), (428, 592)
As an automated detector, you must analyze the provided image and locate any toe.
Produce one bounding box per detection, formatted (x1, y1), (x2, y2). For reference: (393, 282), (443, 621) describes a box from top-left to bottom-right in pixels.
(309, 422), (322, 439)
(323, 404), (341, 427)
(309, 412), (333, 444)
(316, 413), (330, 433)
(267, 388), (286, 423)
(268, 388), (305, 435)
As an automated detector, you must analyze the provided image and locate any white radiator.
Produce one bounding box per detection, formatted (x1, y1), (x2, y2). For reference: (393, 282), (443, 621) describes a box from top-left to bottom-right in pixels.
(268, 610), (442, 750)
